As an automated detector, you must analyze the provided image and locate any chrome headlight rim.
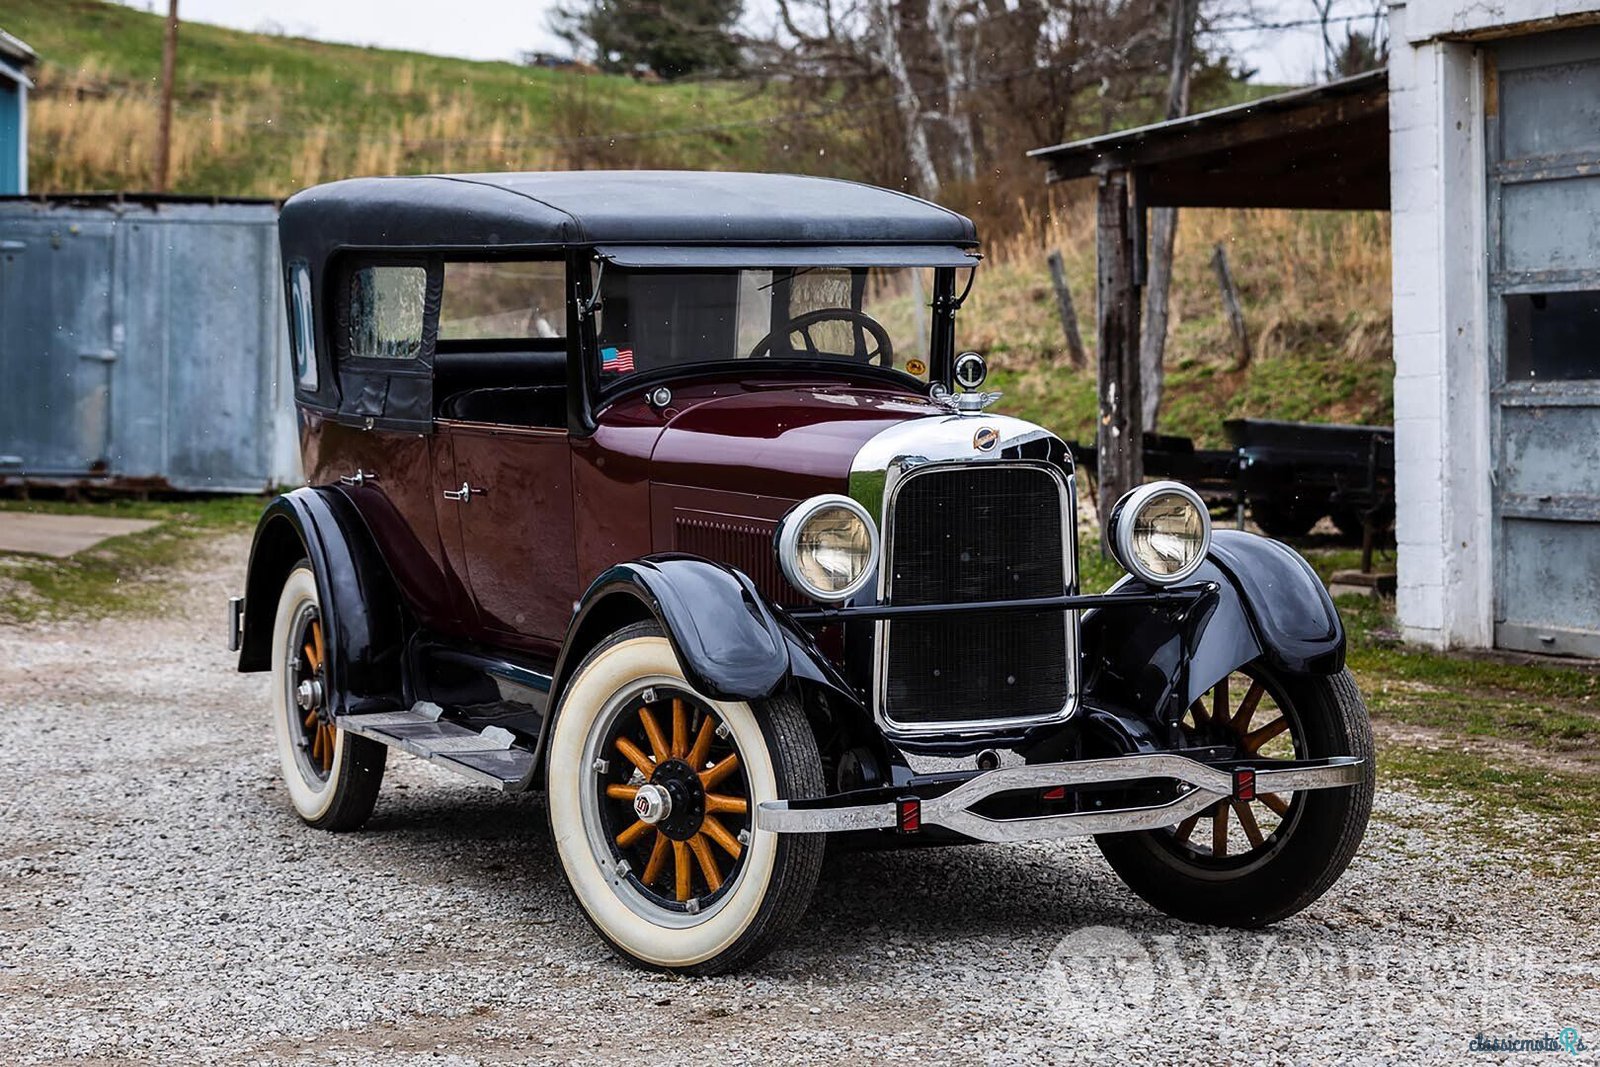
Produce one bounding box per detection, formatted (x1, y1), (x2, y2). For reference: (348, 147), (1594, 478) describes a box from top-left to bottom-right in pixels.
(775, 493), (880, 604)
(1109, 480), (1212, 585)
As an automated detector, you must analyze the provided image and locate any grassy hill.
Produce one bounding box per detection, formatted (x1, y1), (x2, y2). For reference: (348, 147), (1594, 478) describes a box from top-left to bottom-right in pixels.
(2, 0), (1394, 446)
(2, 0), (780, 195)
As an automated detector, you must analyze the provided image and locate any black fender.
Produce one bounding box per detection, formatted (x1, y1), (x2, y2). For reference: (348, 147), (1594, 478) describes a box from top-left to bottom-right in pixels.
(547, 554), (858, 710)
(1080, 529), (1343, 732)
(236, 487), (406, 715)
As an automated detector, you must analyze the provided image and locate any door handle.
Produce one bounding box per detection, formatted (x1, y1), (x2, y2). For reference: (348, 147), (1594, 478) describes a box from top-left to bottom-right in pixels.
(339, 469), (379, 487)
(442, 481), (484, 502)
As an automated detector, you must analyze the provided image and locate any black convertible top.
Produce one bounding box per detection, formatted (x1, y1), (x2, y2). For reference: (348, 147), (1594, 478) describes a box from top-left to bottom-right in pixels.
(279, 171), (979, 268)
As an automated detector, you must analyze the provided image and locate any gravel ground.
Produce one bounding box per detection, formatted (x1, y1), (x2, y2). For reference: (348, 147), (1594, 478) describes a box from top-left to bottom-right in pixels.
(2, 533), (1598, 1065)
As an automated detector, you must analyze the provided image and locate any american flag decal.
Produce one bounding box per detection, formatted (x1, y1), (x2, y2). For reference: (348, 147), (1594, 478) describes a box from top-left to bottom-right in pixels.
(601, 346), (635, 373)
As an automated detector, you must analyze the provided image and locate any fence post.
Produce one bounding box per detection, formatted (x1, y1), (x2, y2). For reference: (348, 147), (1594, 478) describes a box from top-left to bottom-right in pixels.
(1211, 242), (1251, 369)
(1046, 249), (1087, 368)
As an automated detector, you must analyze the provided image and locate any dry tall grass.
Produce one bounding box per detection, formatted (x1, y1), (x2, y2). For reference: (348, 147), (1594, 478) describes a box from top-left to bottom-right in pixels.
(968, 193), (1394, 443)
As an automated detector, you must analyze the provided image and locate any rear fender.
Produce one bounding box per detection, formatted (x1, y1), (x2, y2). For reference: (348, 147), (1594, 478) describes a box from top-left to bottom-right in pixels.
(236, 488), (406, 715)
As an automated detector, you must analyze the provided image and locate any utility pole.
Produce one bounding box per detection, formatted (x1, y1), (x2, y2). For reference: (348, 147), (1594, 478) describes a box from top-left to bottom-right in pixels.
(155, 0), (179, 193)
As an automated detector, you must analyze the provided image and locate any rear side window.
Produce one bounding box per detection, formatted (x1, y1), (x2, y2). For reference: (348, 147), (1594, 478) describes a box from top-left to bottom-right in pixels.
(288, 262), (318, 390)
(349, 265), (427, 360)
(439, 261), (567, 341)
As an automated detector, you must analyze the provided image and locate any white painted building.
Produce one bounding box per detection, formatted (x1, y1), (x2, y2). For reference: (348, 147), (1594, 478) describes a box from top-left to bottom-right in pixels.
(1388, 2), (1600, 656)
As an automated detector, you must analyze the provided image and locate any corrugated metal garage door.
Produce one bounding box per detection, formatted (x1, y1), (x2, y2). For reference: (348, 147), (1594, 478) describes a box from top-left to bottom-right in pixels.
(1488, 29), (1600, 657)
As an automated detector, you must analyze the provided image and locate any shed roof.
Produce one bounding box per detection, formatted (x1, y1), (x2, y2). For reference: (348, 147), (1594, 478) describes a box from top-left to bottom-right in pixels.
(279, 171), (978, 267)
(1028, 70), (1389, 210)
(0, 27), (36, 87)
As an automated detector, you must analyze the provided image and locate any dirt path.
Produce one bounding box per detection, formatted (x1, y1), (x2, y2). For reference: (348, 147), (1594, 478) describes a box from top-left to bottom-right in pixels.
(1, 534), (1597, 1064)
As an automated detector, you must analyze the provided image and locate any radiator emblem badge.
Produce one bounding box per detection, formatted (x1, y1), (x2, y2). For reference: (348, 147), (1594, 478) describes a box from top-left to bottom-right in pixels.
(973, 426), (999, 452)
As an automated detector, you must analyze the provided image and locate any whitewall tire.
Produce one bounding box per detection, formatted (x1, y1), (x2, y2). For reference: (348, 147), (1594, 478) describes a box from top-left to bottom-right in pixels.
(546, 622), (824, 973)
(270, 562), (386, 831)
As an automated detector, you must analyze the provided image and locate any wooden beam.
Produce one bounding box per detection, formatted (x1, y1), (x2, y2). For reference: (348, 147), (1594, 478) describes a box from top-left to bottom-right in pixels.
(1095, 171), (1144, 530)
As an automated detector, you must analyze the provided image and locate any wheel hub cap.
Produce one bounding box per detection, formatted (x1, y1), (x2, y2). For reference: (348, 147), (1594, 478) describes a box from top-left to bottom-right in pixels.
(633, 783), (672, 825)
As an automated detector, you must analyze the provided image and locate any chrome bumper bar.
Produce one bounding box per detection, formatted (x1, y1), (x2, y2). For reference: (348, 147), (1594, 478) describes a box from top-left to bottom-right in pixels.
(755, 753), (1367, 843)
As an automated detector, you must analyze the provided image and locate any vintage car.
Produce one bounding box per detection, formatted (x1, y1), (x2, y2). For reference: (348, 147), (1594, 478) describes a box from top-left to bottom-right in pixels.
(230, 171), (1373, 974)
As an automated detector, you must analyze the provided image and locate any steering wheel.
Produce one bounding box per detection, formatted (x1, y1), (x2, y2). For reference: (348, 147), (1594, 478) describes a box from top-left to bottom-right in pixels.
(748, 308), (895, 367)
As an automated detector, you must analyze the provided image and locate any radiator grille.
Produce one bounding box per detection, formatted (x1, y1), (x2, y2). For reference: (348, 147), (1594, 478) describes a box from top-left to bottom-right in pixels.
(882, 464), (1070, 727)
(673, 511), (806, 607)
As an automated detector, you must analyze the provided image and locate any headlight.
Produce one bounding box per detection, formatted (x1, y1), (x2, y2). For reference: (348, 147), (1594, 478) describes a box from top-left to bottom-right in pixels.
(776, 494), (879, 603)
(1107, 481), (1211, 584)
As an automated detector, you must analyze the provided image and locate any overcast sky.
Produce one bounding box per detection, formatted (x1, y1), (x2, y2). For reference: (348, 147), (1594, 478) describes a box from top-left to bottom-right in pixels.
(112, 0), (1384, 86)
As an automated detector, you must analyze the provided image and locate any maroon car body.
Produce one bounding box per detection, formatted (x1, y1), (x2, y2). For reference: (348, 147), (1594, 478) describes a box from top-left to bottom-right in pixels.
(230, 171), (1373, 974)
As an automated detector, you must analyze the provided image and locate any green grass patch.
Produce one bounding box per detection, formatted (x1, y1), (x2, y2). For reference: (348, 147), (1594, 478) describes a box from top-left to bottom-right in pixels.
(0, 496), (263, 623)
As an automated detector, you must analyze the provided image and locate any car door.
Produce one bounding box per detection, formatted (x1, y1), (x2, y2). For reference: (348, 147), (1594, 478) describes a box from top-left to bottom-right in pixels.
(431, 258), (580, 659)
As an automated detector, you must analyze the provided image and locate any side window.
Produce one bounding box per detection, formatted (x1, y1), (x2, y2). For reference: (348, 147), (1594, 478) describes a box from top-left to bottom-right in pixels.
(349, 265), (427, 360)
(288, 262), (318, 391)
(440, 261), (567, 341)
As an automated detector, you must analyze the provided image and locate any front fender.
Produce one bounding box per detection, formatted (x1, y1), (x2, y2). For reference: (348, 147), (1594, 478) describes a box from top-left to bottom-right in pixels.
(1081, 529), (1343, 728)
(236, 488), (405, 715)
(553, 555), (792, 705)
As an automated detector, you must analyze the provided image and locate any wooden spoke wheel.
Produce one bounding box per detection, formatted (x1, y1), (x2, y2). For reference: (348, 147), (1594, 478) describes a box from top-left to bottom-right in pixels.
(546, 622), (824, 974)
(1166, 667), (1303, 867)
(1095, 664), (1375, 928)
(598, 689), (753, 910)
(288, 605), (336, 782)
(269, 562), (385, 831)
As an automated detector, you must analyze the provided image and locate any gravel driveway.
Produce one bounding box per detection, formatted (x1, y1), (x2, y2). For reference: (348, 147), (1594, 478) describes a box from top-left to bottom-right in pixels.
(2, 533), (1597, 1065)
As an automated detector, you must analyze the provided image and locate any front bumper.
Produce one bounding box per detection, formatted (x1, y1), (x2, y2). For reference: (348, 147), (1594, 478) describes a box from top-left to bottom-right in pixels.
(756, 753), (1367, 842)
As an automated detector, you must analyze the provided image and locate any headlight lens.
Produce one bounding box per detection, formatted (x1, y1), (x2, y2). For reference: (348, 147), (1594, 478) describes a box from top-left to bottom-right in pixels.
(777, 494), (879, 602)
(1109, 481), (1211, 584)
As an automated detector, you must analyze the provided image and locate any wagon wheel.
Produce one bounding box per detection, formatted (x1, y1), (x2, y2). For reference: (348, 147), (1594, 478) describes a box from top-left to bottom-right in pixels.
(600, 691), (754, 906)
(290, 609), (337, 780)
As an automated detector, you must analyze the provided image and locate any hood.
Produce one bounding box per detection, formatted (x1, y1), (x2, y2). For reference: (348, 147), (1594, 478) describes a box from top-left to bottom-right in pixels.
(649, 383), (945, 498)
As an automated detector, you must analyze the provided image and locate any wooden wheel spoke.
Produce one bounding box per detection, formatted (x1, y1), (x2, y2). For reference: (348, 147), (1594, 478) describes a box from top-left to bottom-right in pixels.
(687, 834), (722, 892)
(604, 784), (640, 802)
(311, 620), (326, 674)
(671, 698), (689, 759)
(1189, 700), (1209, 729)
(615, 819), (654, 849)
(704, 793), (748, 816)
(1212, 675), (1229, 727)
(1173, 812), (1202, 845)
(303, 643), (321, 673)
(302, 708), (319, 730)
(1243, 717), (1289, 753)
(638, 707), (670, 765)
(686, 716), (715, 770)
(1260, 792), (1290, 817)
(699, 754), (739, 791)
(701, 815), (742, 859)
(673, 840), (692, 902)
(642, 833), (670, 885)
(1232, 681), (1265, 733)
(319, 725), (334, 772)
(310, 724), (323, 762)
(1211, 805), (1228, 858)
(614, 736), (655, 777)
(1232, 800), (1265, 849)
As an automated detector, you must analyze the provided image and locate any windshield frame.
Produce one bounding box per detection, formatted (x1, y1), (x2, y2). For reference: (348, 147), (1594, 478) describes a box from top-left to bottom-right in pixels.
(578, 261), (962, 413)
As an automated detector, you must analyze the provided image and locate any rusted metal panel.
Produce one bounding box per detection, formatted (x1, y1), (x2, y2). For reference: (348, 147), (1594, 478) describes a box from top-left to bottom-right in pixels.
(0, 196), (300, 492)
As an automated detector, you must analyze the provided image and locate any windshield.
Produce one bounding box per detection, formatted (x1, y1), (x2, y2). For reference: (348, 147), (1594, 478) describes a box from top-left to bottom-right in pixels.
(592, 266), (940, 385)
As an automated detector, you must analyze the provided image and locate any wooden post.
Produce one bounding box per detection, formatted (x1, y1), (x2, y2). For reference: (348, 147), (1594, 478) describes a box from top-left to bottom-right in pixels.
(1210, 242), (1251, 369)
(1095, 170), (1144, 534)
(1046, 250), (1087, 368)
(155, 0), (179, 194)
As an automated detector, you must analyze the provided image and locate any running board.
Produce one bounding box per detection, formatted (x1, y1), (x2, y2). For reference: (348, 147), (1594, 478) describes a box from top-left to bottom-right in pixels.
(756, 754), (1368, 842)
(340, 703), (537, 792)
